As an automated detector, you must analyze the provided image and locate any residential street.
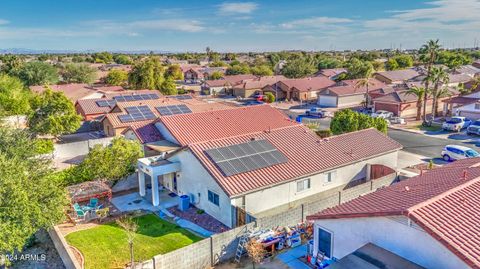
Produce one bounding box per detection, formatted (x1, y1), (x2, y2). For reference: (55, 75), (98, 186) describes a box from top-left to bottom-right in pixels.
(387, 128), (478, 158)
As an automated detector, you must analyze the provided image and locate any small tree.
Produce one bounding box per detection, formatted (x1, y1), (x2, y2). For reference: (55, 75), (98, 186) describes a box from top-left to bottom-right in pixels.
(245, 239), (266, 269)
(330, 109), (387, 135)
(17, 61), (59, 86)
(161, 77), (178, 95)
(62, 63), (97, 84)
(116, 216), (138, 269)
(128, 57), (165, 90)
(165, 65), (184, 80)
(209, 71), (224, 80)
(262, 92), (274, 103)
(28, 88), (81, 137)
(105, 69), (129, 86)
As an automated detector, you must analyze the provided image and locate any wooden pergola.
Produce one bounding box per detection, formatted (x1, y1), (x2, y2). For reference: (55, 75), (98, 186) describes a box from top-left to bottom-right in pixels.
(67, 180), (112, 203)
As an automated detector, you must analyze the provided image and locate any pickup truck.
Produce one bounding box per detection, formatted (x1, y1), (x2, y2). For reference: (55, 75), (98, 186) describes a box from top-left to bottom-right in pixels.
(466, 120), (480, 135)
(442, 116), (472, 132)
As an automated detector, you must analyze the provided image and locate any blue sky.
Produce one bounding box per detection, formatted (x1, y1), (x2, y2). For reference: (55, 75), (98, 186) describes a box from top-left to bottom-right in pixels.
(0, 0), (479, 52)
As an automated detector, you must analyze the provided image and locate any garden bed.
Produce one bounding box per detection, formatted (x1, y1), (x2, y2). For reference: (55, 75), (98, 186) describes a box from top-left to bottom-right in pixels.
(65, 213), (202, 269)
(168, 206), (230, 233)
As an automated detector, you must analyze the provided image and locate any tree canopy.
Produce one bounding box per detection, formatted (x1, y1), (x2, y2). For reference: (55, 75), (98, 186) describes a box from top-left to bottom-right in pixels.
(105, 69), (129, 86)
(385, 55), (414, 71)
(330, 109), (387, 135)
(93, 52), (114, 64)
(251, 65), (274, 76)
(62, 63), (97, 84)
(344, 58), (374, 79)
(165, 65), (184, 80)
(128, 57), (165, 90)
(0, 74), (32, 116)
(17, 61), (59, 86)
(28, 88), (81, 136)
(281, 58), (316, 78)
(114, 54), (133, 65)
(0, 127), (67, 256)
(160, 77), (178, 95)
(226, 63), (251, 75)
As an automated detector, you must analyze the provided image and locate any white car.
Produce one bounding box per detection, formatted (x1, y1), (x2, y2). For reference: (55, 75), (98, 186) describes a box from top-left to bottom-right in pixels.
(371, 110), (394, 119)
(442, 116), (472, 131)
(441, 145), (480, 162)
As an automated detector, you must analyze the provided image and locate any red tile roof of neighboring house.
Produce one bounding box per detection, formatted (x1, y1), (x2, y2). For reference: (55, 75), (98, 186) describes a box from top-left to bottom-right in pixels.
(187, 127), (401, 196)
(322, 79), (386, 96)
(375, 69), (421, 83)
(448, 73), (473, 84)
(372, 90), (419, 104)
(280, 77), (336, 92)
(122, 122), (164, 144)
(235, 76), (286, 90)
(443, 96), (479, 105)
(316, 68), (347, 78)
(205, 74), (258, 87)
(76, 98), (113, 116)
(159, 105), (297, 146)
(307, 158), (480, 269)
(30, 83), (99, 103)
(90, 85), (126, 92)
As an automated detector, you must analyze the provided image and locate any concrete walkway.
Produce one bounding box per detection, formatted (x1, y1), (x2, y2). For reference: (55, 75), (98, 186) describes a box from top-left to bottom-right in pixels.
(276, 244), (311, 269)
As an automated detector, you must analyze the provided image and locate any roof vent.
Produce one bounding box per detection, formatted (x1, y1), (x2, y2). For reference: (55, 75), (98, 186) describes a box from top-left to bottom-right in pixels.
(404, 186), (410, 192)
(250, 137), (256, 141)
(463, 170), (468, 180)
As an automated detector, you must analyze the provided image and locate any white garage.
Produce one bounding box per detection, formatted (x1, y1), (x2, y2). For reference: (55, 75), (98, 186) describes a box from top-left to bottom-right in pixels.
(317, 95), (338, 107)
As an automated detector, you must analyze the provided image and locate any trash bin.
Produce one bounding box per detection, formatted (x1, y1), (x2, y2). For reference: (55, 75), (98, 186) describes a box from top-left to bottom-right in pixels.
(178, 195), (190, 211)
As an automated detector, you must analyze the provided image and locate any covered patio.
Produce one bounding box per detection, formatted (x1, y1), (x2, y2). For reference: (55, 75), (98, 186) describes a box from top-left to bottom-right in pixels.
(137, 155), (181, 206)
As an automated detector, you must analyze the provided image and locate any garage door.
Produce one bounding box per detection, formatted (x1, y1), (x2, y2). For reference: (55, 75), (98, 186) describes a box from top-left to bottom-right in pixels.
(318, 95), (337, 107)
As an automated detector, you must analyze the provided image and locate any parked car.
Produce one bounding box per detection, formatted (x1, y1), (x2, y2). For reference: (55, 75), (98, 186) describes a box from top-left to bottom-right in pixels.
(442, 116), (472, 132)
(466, 120), (480, 135)
(371, 110), (394, 119)
(244, 100), (264, 106)
(441, 145), (479, 161)
(358, 107), (373, 115)
(305, 108), (332, 118)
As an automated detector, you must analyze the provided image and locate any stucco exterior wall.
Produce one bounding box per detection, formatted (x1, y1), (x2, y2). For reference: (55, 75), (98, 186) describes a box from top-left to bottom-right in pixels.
(237, 151), (398, 215)
(313, 216), (469, 269)
(337, 94), (365, 107)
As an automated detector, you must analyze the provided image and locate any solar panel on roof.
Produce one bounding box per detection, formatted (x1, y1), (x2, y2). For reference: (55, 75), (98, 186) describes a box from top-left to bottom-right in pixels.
(174, 95), (193, 100)
(118, 105), (156, 123)
(96, 100), (116, 107)
(204, 140), (287, 177)
(113, 93), (160, 102)
(155, 104), (192, 116)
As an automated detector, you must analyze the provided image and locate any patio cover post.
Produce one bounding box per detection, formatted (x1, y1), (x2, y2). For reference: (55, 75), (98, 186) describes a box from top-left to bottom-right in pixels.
(151, 175), (160, 206)
(138, 171), (146, 197)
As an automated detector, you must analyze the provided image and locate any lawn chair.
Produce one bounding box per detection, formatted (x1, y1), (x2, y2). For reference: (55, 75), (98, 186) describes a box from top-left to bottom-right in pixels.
(89, 198), (98, 209)
(73, 203), (86, 221)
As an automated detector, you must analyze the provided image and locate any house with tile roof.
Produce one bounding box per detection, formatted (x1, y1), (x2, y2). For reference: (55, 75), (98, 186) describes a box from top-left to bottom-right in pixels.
(374, 69), (421, 85)
(315, 68), (348, 80)
(307, 158), (480, 269)
(262, 76), (336, 101)
(316, 79), (386, 108)
(202, 74), (257, 95)
(136, 105), (401, 227)
(232, 75), (286, 98)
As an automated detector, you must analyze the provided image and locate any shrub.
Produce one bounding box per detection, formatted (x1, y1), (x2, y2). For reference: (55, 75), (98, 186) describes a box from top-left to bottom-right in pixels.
(34, 139), (54, 154)
(316, 129), (332, 138)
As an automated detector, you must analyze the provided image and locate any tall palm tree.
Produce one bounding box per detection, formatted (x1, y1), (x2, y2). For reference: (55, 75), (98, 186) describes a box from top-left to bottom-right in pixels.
(419, 39), (441, 122)
(355, 68), (374, 108)
(428, 66), (450, 117)
(406, 86), (426, 121)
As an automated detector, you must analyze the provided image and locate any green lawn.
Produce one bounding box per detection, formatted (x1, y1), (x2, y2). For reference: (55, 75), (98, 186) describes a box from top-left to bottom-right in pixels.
(65, 214), (203, 269)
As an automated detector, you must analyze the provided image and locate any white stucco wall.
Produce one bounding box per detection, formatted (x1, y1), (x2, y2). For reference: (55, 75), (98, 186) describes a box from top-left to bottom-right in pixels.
(237, 151), (398, 215)
(167, 150), (233, 227)
(313, 216), (469, 269)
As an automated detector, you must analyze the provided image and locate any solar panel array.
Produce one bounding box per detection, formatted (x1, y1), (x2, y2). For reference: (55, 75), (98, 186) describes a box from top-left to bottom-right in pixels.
(113, 93), (159, 102)
(174, 95), (193, 100)
(156, 105), (192, 116)
(96, 100), (116, 107)
(204, 140), (288, 176)
(118, 105), (156, 123)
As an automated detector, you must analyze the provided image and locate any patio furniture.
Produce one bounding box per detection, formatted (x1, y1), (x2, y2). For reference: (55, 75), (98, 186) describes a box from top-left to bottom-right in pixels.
(73, 203), (87, 220)
(89, 198), (98, 209)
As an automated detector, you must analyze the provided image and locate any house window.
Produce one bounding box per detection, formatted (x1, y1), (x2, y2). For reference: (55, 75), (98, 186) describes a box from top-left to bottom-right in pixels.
(318, 228), (333, 258)
(208, 190), (220, 206)
(475, 103), (480, 110)
(297, 178), (311, 192)
(324, 171), (336, 184)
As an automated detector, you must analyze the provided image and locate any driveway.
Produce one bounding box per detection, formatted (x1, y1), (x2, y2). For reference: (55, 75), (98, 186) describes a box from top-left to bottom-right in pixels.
(387, 128), (479, 159)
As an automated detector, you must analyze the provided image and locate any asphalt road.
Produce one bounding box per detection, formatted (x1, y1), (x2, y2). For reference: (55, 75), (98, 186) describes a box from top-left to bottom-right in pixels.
(387, 128), (479, 158)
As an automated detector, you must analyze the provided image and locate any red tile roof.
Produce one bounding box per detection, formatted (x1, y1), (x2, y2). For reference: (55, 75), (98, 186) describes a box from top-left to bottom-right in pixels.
(322, 79), (386, 96)
(122, 122), (164, 144)
(317, 68), (347, 78)
(235, 76), (286, 90)
(205, 74), (258, 87)
(76, 98), (112, 116)
(30, 84), (98, 103)
(279, 77), (336, 92)
(375, 69), (421, 83)
(188, 127), (401, 196)
(307, 158), (480, 269)
(159, 105), (297, 146)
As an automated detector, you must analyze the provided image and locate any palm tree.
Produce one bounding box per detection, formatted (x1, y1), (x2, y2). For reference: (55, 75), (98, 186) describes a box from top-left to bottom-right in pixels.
(419, 39), (441, 122)
(428, 66), (449, 117)
(355, 68), (375, 108)
(433, 86), (452, 116)
(406, 86), (426, 121)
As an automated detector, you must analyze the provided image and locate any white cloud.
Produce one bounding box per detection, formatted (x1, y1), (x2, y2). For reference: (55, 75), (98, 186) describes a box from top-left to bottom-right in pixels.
(0, 19), (9, 25)
(218, 2), (258, 15)
(129, 19), (204, 32)
(280, 17), (353, 29)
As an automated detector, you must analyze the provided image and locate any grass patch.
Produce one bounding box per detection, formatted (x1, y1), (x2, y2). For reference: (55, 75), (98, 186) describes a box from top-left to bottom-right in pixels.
(65, 214), (203, 269)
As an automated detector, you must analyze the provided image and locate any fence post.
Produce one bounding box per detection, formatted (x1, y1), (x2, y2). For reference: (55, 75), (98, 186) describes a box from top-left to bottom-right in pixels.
(338, 191), (342, 205)
(370, 180), (373, 191)
(301, 204), (304, 222)
(210, 236), (214, 267)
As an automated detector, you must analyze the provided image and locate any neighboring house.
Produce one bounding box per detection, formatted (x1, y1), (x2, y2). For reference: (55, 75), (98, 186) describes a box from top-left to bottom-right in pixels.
(455, 65), (480, 78)
(101, 95), (232, 137)
(315, 68), (348, 80)
(443, 85), (480, 119)
(447, 73), (473, 86)
(317, 79), (386, 108)
(263, 76), (336, 101)
(184, 67), (227, 83)
(374, 69), (421, 85)
(137, 105), (401, 227)
(307, 158), (480, 269)
(472, 60), (480, 69)
(203, 74), (257, 95)
(30, 84), (103, 103)
(233, 75), (286, 98)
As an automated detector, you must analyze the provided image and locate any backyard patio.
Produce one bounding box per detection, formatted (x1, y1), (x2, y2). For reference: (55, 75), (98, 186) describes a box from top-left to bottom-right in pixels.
(64, 213), (203, 269)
